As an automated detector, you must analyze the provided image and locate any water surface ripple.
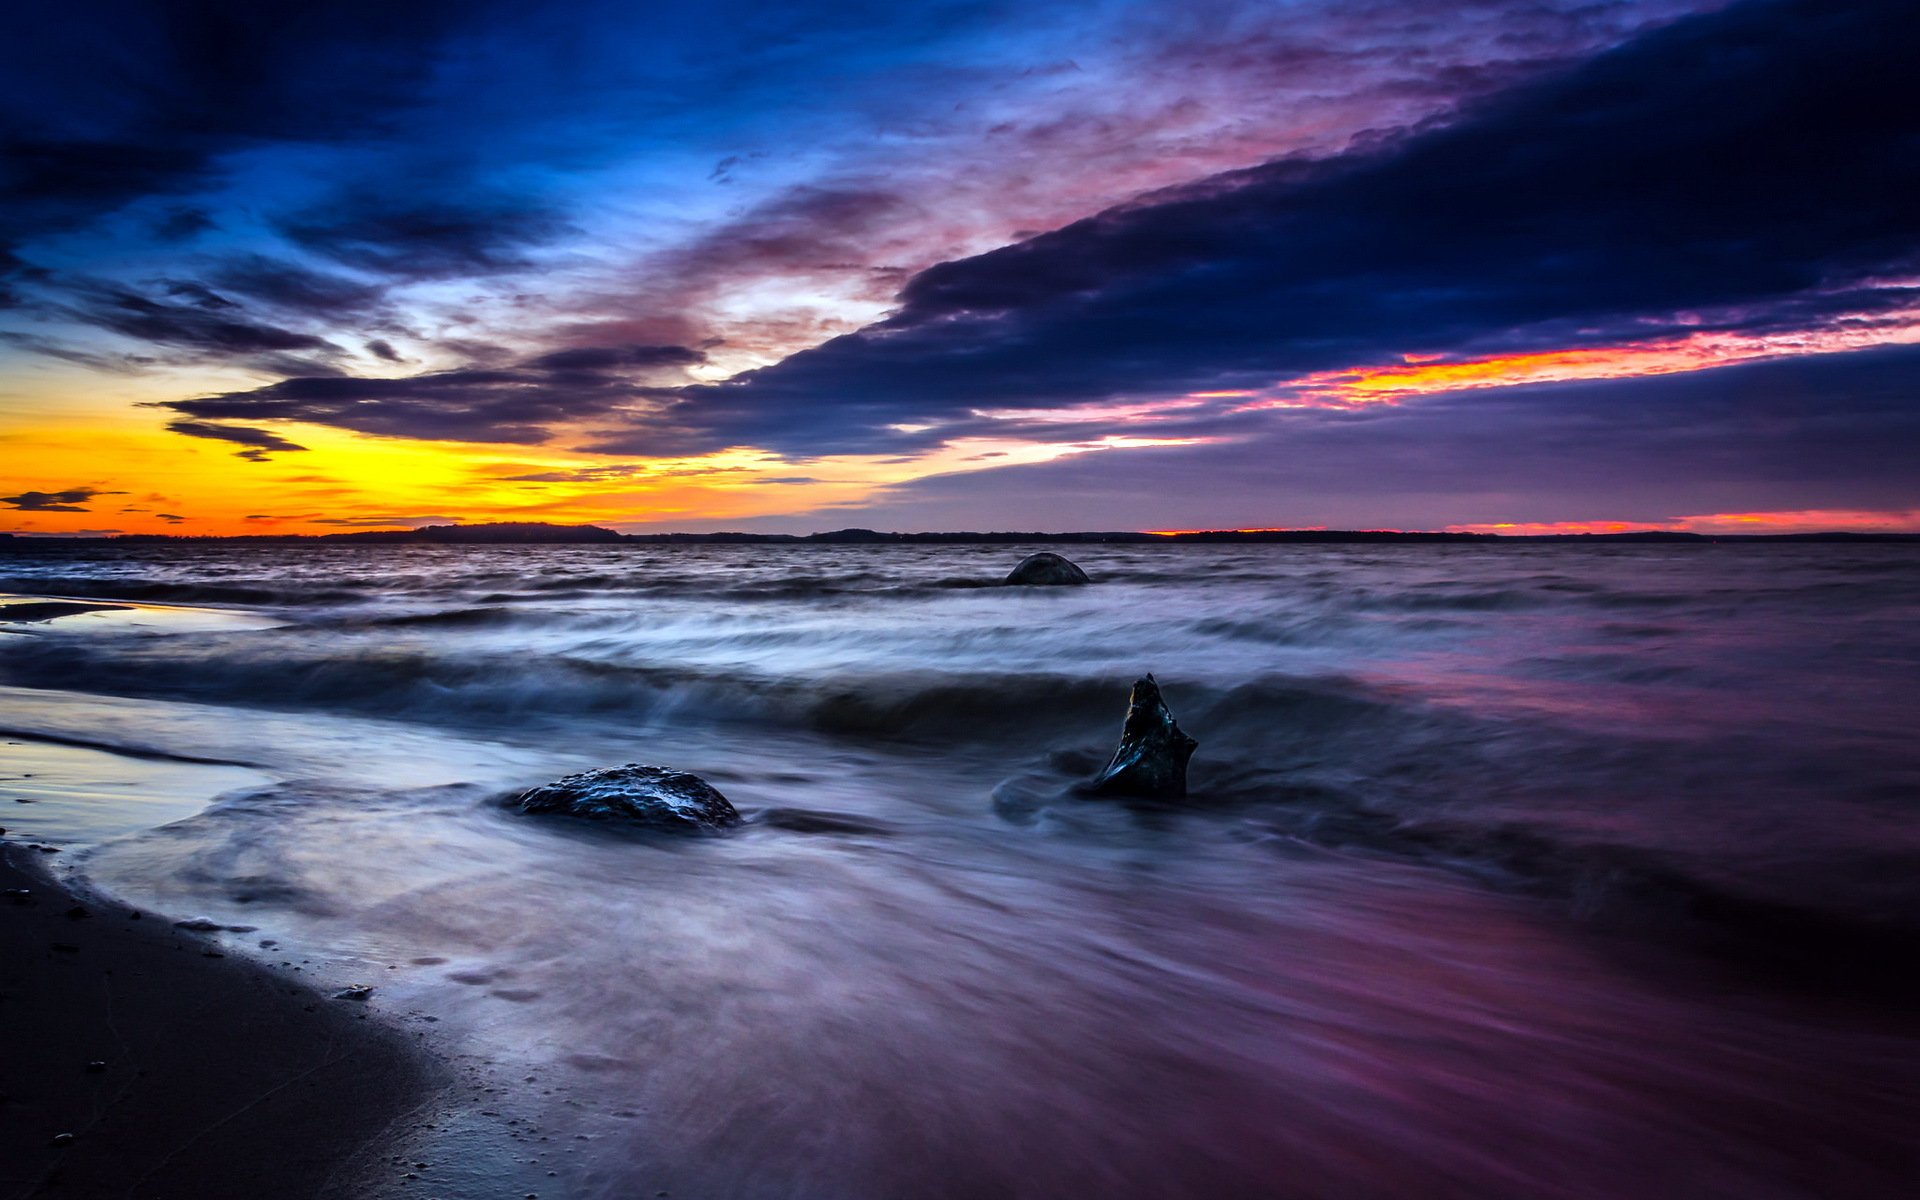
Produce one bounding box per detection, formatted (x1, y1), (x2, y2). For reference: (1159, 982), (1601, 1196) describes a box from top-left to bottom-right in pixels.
(2, 542), (1916, 1198)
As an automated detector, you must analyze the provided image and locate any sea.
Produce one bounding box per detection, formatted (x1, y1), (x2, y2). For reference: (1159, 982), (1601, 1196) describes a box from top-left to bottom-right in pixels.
(2, 540), (1917, 1198)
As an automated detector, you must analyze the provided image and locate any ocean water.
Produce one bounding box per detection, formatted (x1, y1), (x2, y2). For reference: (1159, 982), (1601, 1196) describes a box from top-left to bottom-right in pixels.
(2, 542), (1917, 1198)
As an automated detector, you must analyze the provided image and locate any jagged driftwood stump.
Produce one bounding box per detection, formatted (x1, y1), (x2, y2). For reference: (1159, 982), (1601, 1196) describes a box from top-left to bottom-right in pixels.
(1089, 675), (1197, 798)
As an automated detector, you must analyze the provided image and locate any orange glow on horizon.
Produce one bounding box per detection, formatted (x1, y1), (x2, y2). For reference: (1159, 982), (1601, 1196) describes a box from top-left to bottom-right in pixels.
(0, 391), (1221, 537)
(4, 309), (1918, 538)
(1238, 316), (1920, 409)
(1449, 509), (1920, 535)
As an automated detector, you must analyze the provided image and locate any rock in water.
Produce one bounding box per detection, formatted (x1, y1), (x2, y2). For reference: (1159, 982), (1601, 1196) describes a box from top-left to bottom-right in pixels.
(516, 764), (741, 832)
(1004, 552), (1091, 586)
(1089, 675), (1198, 798)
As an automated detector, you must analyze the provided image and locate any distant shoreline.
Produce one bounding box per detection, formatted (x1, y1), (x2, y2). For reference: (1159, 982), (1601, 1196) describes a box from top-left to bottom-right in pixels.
(3, 523), (1917, 546)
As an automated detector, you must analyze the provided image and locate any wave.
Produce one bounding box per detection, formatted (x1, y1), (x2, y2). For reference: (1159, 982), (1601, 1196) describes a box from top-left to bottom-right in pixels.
(996, 736), (1920, 995)
(0, 615), (1433, 755)
(0, 575), (369, 607)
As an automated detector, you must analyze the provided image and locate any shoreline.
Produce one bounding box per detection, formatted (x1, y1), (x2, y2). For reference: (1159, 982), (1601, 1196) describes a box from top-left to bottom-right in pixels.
(0, 843), (441, 1199)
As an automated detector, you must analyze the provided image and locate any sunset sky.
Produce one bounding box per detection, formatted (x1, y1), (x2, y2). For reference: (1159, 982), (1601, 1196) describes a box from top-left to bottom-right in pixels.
(3, 0), (1916, 536)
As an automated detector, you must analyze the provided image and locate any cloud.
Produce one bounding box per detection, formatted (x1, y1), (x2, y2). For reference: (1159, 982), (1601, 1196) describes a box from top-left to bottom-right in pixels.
(646, 184), (910, 294)
(203, 256), (388, 318)
(310, 514), (458, 527)
(637, 0), (1919, 454)
(3, 0), (1725, 400)
(0, 2), (475, 248)
(153, 206), (217, 241)
(0, 139), (208, 252)
(0, 330), (142, 372)
(555, 0), (1720, 372)
(0, 6), (576, 369)
(158, 343), (707, 444)
(0, 8), (492, 394)
(1, 486), (123, 512)
(501, 464), (652, 483)
(57, 283), (335, 360)
(524, 345), (706, 372)
(280, 192), (575, 280)
(164, 419), (311, 461)
(809, 343), (1920, 532)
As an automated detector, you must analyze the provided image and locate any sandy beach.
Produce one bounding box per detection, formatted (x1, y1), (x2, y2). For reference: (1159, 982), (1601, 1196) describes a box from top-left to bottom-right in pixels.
(0, 843), (436, 1199)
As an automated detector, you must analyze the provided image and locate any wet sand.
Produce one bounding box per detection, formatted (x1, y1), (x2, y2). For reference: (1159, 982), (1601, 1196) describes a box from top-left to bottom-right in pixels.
(0, 843), (438, 1199)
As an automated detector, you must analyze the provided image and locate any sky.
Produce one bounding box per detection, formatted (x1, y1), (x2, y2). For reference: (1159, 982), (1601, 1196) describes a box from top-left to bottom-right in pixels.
(2, 0), (1916, 536)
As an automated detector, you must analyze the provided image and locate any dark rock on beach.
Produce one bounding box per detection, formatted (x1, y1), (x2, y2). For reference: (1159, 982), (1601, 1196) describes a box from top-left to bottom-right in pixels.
(1004, 552), (1091, 586)
(516, 764), (742, 833)
(1089, 675), (1198, 798)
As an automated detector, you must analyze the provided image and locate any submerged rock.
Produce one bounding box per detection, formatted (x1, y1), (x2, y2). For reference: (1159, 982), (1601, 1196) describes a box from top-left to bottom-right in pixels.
(1089, 675), (1198, 798)
(516, 764), (741, 833)
(1004, 552), (1091, 586)
(754, 807), (891, 835)
(0, 600), (130, 623)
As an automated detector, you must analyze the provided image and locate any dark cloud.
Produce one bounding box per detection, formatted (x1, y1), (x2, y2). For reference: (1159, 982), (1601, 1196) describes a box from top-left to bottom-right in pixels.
(1, 487), (123, 512)
(59, 284), (334, 359)
(18, 257), (397, 371)
(657, 185), (908, 287)
(0, 2), (474, 250)
(646, 0), (1920, 453)
(525, 344), (707, 372)
(159, 279), (238, 310)
(204, 256), (386, 317)
(2, 0), (1726, 391)
(0, 330), (142, 372)
(155, 513), (186, 523)
(280, 193), (574, 280)
(0, 5), (593, 374)
(0, 140), (207, 248)
(164, 419), (311, 462)
(366, 339), (404, 362)
(153, 206), (217, 241)
(823, 344), (1920, 531)
(159, 343), (705, 444)
(502, 464), (652, 483)
(575, 426), (737, 457)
